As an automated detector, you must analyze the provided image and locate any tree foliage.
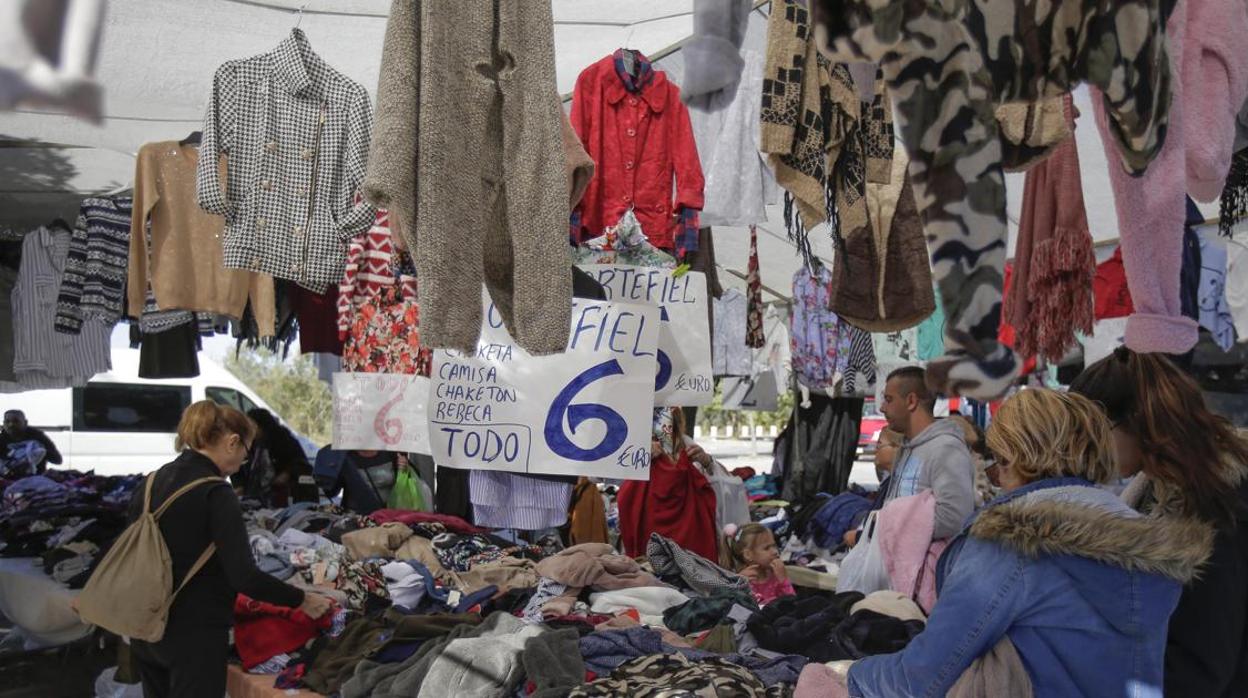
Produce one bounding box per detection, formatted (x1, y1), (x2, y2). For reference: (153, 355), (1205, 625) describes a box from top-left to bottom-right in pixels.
(225, 350), (333, 446)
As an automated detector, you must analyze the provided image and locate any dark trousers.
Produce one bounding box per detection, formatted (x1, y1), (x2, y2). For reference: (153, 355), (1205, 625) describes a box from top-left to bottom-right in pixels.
(133, 624), (229, 698)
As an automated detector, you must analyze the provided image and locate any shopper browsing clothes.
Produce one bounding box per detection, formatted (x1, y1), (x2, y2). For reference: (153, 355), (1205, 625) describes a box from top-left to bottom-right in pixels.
(618, 407), (719, 561)
(1072, 347), (1248, 697)
(844, 389), (1208, 696)
(236, 408), (318, 506)
(1, 409), (62, 475)
(314, 446), (409, 515)
(129, 401), (333, 698)
(845, 367), (975, 547)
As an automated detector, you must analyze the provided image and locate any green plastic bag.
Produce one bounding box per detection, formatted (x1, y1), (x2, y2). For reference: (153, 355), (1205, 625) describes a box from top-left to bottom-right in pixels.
(388, 465), (426, 511)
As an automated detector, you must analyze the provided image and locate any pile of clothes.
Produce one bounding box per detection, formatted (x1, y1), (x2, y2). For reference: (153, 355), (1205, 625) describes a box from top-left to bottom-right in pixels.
(0, 470), (141, 587)
(230, 500), (931, 697)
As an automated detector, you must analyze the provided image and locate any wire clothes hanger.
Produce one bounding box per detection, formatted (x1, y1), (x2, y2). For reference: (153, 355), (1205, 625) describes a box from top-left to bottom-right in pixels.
(294, 2), (309, 30)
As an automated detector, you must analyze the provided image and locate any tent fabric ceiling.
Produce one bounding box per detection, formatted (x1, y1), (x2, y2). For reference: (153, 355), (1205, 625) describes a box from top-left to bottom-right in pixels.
(0, 0), (1218, 300)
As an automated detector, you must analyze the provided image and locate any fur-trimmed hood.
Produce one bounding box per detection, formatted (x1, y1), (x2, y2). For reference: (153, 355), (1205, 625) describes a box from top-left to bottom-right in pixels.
(970, 484), (1214, 585)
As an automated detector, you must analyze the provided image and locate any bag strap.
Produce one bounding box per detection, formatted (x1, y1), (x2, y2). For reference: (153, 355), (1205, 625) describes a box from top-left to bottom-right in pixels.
(169, 543), (217, 605)
(358, 460), (387, 511)
(152, 477), (225, 519)
(142, 473), (156, 514)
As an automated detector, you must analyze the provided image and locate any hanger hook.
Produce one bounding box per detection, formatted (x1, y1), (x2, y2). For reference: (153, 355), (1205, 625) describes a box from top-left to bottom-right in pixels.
(295, 2), (308, 29)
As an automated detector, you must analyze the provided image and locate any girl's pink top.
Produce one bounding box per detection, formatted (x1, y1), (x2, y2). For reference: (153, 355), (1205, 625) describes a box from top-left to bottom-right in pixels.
(750, 574), (796, 606)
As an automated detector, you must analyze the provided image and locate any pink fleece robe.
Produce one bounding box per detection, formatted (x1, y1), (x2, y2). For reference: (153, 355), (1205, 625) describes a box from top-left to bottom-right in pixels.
(1092, 0), (1248, 355)
(1184, 0), (1248, 201)
(877, 490), (949, 615)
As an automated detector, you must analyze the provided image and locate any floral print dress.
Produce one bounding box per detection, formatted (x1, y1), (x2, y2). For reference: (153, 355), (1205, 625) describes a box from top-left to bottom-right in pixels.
(790, 264), (851, 391)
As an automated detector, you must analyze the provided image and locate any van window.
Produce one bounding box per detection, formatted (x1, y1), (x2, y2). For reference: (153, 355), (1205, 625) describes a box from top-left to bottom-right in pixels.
(206, 387), (241, 410)
(207, 387), (261, 415)
(207, 387), (260, 415)
(73, 383), (191, 432)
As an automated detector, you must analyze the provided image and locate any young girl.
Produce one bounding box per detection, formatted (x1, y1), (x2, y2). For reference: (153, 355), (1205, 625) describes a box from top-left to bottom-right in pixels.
(722, 523), (795, 606)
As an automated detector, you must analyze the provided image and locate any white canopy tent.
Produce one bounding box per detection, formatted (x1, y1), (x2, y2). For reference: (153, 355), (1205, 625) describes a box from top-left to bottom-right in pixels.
(0, 0), (1220, 305)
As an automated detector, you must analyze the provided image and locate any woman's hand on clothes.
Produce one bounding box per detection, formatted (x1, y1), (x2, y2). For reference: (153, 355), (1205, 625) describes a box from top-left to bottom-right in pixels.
(685, 443), (713, 468)
(299, 592), (334, 620)
(651, 439), (665, 460)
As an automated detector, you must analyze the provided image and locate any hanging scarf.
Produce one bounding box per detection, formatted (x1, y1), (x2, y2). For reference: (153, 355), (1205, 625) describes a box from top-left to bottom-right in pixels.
(745, 225), (765, 348)
(1006, 94), (1095, 363)
(613, 49), (655, 94)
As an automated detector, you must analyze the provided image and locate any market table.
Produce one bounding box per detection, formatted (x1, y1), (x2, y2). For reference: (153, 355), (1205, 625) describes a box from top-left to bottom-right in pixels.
(227, 664), (323, 698)
(0, 557), (91, 648)
(786, 564), (838, 592)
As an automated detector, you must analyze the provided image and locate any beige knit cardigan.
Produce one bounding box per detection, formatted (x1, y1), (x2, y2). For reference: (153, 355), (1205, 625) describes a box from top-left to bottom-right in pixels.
(363, 0), (574, 355)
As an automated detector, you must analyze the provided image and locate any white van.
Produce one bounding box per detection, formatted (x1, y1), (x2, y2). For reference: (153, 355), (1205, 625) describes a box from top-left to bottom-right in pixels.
(4, 348), (287, 476)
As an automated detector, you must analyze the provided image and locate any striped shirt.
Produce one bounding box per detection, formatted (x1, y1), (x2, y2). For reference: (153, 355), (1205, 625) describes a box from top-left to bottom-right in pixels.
(3, 226), (110, 393)
(55, 197), (133, 333)
(469, 470), (573, 530)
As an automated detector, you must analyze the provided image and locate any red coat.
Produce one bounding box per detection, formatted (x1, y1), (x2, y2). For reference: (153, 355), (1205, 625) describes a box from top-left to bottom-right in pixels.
(571, 55), (705, 249)
(618, 450), (718, 562)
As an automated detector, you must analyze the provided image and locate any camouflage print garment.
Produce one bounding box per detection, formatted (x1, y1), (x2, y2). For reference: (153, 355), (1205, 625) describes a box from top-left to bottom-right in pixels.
(567, 654), (791, 697)
(809, 0), (1172, 399)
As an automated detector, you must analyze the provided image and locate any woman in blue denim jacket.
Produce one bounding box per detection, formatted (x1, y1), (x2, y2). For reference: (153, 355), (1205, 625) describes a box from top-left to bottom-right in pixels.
(847, 389), (1213, 697)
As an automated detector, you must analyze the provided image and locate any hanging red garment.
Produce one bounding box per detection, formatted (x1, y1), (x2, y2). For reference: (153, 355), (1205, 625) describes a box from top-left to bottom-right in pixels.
(1093, 247), (1135, 320)
(570, 53), (705, 250)
(291, 284), (343, 355)
(618, 450), (718, 562)
(1003, 94), (1096, 362)
(999, 265), (1037, 375)
(337, 207), (398, 340)
(233, 594), (332, 671)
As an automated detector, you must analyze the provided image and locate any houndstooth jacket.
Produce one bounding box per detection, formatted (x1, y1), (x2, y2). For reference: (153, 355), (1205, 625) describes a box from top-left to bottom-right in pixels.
(196, 29), (375, 293)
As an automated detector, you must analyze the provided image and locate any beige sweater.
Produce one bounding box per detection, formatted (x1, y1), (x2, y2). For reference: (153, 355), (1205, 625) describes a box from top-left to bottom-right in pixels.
(363, 0), (573, 356)
(127, 142), (274, 335)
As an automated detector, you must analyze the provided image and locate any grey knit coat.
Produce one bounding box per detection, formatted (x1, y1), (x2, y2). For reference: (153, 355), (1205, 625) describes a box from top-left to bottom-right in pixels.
(363, 0), (573, 355)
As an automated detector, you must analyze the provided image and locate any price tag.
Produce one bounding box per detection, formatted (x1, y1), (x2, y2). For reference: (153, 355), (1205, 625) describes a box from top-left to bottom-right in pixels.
(577, 264), (713, 406)
(332, 373), (431, 454)
(428, 292), (660, 479)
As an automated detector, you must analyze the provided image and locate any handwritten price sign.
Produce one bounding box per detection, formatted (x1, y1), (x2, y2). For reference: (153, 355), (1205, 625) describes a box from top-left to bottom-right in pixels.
(332, 373), (432, 454)
(428, 292), (660, 480)
(577, 265), (713, 406)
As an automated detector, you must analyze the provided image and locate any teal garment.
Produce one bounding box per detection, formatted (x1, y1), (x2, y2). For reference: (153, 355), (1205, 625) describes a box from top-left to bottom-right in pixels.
(917, 285), (945, 361)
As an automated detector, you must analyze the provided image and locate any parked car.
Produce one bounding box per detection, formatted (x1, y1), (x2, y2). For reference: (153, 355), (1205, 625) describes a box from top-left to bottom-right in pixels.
(4, 348), (310, 476)
(858, 414), (888, 460)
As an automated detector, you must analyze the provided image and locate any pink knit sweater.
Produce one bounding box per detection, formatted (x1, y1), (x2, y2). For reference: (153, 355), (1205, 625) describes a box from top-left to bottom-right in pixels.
(1092, 0), (1248, 355)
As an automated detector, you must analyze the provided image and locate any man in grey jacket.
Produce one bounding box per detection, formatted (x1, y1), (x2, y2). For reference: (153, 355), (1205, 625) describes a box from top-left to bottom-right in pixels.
(876, 366), (976, 539)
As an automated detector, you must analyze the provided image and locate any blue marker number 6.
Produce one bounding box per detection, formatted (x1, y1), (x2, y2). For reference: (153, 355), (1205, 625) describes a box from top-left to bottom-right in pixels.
(545, 360), (629, 461)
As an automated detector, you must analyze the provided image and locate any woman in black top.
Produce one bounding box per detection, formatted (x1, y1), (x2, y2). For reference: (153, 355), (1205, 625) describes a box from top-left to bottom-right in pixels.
(129, 401), (333, 698)
(238, 408), (318, 506)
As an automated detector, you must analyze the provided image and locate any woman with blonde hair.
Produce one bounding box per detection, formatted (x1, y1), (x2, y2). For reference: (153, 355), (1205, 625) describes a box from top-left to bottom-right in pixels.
(129, 401), (334, 698)
(1071, 347), (1248, 696)
(845, 389), (1211, 697)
